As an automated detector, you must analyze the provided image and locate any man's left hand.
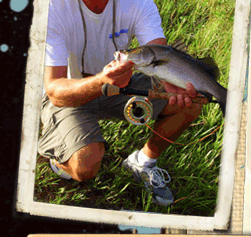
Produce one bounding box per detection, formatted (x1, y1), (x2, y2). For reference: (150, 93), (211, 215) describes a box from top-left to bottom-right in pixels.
(163, 81), (198, 108)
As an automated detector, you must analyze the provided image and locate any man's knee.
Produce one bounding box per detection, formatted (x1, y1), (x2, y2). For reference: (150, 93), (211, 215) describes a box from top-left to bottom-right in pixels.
(161, 103), (202, 121)
(69, 142), (105, 182)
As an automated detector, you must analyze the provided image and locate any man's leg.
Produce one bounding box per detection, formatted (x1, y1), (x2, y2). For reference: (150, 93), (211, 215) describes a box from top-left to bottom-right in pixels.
(142, 103), (202, 159)
(54, 101), (201, 183)
(38, 95), (107, 182)
(55, 142), (105, 182)
(122, 102), (202, 206)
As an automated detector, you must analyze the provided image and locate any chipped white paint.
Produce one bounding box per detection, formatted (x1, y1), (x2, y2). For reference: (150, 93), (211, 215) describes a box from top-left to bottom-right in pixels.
(243, 14), (251, 234)
(16, 0), (49, 213)
(29, 201), (216, 230)
(16, 0), (249, 231)
(214, 0), (250, 230)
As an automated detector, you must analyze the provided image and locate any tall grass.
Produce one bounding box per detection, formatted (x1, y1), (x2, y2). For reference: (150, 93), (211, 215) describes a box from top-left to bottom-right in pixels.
(35, 0), (235, 217)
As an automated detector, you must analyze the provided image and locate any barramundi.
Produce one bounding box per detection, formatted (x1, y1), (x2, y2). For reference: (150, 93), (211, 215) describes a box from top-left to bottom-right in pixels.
(114, 44), (227, 115)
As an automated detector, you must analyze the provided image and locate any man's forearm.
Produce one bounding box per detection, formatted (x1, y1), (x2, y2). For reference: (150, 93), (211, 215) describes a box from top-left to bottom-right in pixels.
(44, 61), (134, 107)
(46, 74), (104, 107)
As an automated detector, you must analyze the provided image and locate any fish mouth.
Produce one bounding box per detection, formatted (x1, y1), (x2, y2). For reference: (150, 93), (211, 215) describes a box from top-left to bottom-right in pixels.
(114, 51), (120, 61)
(114, 51), (128, 63)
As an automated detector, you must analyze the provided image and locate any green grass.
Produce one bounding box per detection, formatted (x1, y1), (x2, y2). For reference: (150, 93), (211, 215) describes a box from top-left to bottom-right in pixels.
(34, 0), (235, 216)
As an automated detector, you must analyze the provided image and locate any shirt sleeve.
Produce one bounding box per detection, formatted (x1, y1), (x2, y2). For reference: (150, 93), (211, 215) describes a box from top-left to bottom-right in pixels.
(45, 0), (69, 66)
(133, 0), (165, 46)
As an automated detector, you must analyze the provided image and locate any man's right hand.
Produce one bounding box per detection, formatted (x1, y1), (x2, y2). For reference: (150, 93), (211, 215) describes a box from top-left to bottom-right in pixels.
(100, 60), (134, 88)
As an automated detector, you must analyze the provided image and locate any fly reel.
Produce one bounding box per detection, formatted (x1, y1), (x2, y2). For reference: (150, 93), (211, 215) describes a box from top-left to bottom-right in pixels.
(124, 96), (153, 125)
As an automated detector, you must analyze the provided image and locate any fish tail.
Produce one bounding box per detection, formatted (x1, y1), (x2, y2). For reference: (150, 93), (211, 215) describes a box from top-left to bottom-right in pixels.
(219, 101), (226, 116)
(198, 90), (226, 115)
(217, 87), (227, 116)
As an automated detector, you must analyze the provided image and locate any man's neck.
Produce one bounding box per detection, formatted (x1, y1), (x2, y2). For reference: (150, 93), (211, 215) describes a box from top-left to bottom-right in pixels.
(82, 0), (109, 14)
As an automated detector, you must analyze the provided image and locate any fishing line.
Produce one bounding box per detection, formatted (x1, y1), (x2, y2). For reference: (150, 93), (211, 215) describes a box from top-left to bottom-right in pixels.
(145, 123), (224, 146)
(112, 0), (118, 51)
(171, 197), (187, 206)
(78, 0), (87, 75)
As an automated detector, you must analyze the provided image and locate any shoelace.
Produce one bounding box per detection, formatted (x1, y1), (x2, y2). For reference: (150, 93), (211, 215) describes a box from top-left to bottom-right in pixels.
(148, 166), (171, 188)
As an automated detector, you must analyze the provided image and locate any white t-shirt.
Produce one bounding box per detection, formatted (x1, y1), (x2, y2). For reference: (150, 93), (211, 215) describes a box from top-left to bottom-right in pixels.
(45, 0), (165, 78)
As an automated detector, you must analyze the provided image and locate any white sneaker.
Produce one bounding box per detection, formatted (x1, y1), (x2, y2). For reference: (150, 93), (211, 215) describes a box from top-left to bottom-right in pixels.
(49, 159), (72, 180)
(122, 150), (174, 206)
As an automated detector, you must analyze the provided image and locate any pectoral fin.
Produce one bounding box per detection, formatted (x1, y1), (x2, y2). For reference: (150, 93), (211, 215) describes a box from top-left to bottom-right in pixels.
(150, 77), (164, 92)
(171, 38), (189, 53)
(151, 60), (168, 67)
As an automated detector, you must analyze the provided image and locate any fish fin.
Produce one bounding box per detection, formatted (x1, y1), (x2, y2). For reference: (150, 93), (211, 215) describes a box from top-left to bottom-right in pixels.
(171, 38), (189, 53)
(218, 87), (227, 116)
(219, 102), (226, 116)
(197, 91), (213, 102)
(170, 41), (220, 79)
(198, 89), (226, 116)
(199, 57), (220, 78)
(151, 77), (164, 92)
(151, 60), (168, 67)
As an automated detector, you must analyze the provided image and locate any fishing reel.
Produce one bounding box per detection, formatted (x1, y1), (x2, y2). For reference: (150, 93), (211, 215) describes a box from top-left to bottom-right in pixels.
(124, 96), (153, 125)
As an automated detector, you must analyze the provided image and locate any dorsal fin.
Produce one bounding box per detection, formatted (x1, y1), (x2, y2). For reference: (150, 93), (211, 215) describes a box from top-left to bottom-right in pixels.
(171, 38), (188, 53)
(198, 57), (220, 78)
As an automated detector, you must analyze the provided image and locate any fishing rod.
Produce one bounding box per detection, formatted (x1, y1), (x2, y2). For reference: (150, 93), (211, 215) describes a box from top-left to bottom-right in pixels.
(101, 83), (224, 145)
(102, 83), (208, 126)
(102, 83), (208, 102)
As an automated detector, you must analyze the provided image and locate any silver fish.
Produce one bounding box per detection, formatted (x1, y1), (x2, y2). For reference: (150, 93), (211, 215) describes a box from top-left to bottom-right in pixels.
(114, 44), (227, 115)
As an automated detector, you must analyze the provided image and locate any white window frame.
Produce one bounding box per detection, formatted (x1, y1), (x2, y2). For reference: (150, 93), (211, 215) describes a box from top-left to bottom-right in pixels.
(15, 0), (250, 231)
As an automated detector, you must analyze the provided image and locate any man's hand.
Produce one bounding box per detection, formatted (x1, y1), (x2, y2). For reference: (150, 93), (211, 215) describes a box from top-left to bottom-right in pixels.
(162, 81), (198, 108)
(100, 60), (134, 88)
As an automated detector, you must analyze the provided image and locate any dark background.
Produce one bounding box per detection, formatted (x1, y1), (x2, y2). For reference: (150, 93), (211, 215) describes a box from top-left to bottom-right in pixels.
(0, 0), (131, 235)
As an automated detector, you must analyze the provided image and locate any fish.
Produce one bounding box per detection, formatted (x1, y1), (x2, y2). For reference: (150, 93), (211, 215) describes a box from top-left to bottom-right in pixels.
(114, 44), (227, 115)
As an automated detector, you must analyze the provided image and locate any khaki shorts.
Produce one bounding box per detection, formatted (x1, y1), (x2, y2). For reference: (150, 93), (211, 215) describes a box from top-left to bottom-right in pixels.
(38, 73), (168, 164)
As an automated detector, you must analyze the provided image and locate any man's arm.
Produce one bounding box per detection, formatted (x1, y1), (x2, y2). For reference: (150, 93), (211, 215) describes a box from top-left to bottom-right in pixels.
(44, 61), (134, 107)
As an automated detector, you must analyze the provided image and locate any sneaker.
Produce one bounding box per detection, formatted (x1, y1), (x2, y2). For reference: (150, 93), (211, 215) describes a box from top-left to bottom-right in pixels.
(122, 150), (174, 206)
(49, 159), (72, 180)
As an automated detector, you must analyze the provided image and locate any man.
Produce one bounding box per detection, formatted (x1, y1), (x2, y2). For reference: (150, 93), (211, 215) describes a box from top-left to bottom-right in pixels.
(38, 0), (203, 206)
